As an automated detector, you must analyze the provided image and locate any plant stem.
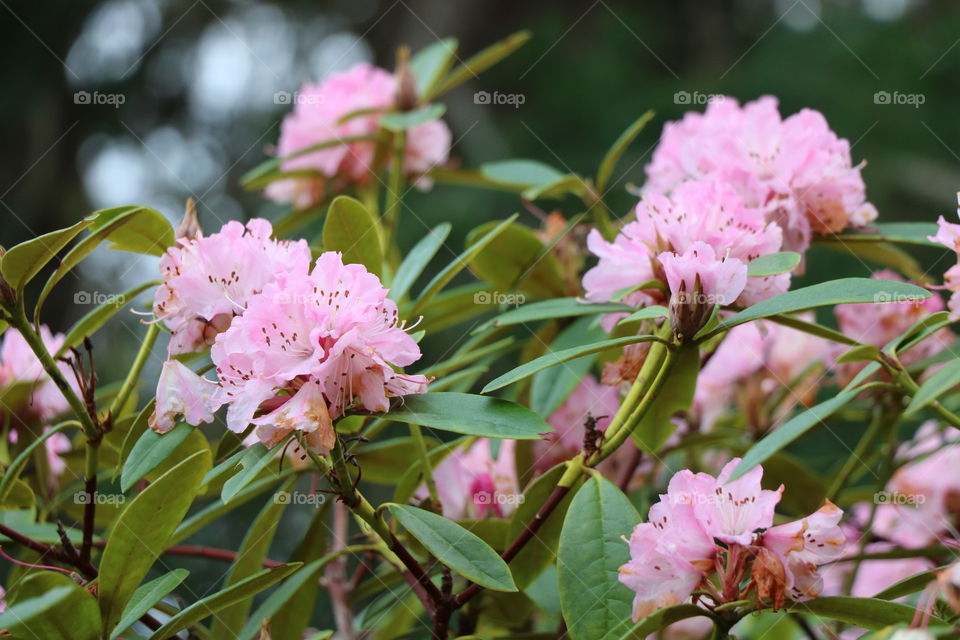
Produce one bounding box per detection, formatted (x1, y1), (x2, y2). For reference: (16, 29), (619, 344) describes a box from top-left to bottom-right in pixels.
(383, 130), (406, 252)
(109, 321), (160, 419)
(410, 423), (441, 509)
(827, 401), (890, 501)
(80, 441), (98, 564)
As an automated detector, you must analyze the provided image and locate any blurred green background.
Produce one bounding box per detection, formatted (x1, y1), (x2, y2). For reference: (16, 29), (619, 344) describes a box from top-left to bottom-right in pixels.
(2, 0), (959, 632)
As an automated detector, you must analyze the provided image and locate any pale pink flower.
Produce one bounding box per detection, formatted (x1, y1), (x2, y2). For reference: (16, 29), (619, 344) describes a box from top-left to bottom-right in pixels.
(208, 252), (428, 453)
(762, 501), (846, 601)
(6, 427), (72, 483)
(658, 242), (748, 309)
(266, 63), (451, 207)
(421, 439), (519, 520)
(154, 218), (311, 356)
(644, 96), (876, 253)
(150, 359), (218, 434)
(0, 326), (78, 422)
(929, 196), (960, 320)
(693, 458), (783, 546)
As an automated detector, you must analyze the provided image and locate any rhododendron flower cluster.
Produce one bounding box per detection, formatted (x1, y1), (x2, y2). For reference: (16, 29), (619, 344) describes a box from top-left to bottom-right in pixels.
(619, 459), (845, 620)
(584, 178), (786, 338)
(644, 96), (876, 253)
(153, 218), (311, 356)
(266, 62), (451, 208)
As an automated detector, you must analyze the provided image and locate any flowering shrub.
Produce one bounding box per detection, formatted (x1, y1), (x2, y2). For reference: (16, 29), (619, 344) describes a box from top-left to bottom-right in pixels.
(3, 32), (960, 640)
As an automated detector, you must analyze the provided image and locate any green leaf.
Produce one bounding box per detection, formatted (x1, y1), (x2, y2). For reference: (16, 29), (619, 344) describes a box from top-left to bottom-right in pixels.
(1, 217), (90, 289)
(617, 306), (670, 326)
(146, 564), (303, 640)
(904, 358), (960, 416)
(410, 38), (458, 101)
(379, 104), (446, 131)
(596, 110), (655, 193)
(632, 344), (700, 454)
(386, 503), (517, 591)
(237, 556), (334, 640)
(111, 569), (189, 639)
(433, 30), (531, 97)
(558, 476), (639, 640)
(531, 316), (607, 418)
(114, 400), (154, 481)
(617, 604), (711, 640)
(729, 388), (859, 481)
(0, 587), (75, 634)
(767, 313), (861, 347)
(701, 278), (931, 340)
(788, 596), (935, 630)
(482, 335), (661, 393)
(465, 221), (566, 298)
(58, 281), (158, 354)
(5, 572), (101, 640)
(411, 214), (518, 317)
(210, 479), (295, 640)
(480, 159), (565, 188)
(386, 392), (550, 439)
(99, 449), (211, 631)
(390, 222), (450, 301)
(873, 565), (943, 600)
(241, 135), (378, 190)
(221, 443), (278, 503)
(830, 222), (941, 247)
(480, 297), (634, 329)
(99, 205), (174, 255)
(819, 239), (929, 283)
(120, 423), (193, 492)
(322, 195), (383, 276)
(837, 344), (881, 364)
(746, 251), (801, 277)
(521, 173), (586, 200)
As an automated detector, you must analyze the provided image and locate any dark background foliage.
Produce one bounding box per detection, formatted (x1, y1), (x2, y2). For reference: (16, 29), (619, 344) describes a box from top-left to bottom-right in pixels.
(2, 0), (958, 630)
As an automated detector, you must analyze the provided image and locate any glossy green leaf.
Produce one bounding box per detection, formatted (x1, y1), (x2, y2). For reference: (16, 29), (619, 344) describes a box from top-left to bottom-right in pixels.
(632, 344), (700, 454)
(0, 586), (75, 634)
(746, 251), (801, 277)
(482, 335), (661, 393)
(111, 569), (190, 639)
(596, 110), (655, 192)
(6, 572), (101, 640)
(210, 479), (295, 640)
(221, 442), (278, 503)
(480, 297), (633, 329)
(531, 316), (607, 418)
(837, 344), (881, 364)
(729, 388), (859, 481)
(465, 221), (566, 298)
(617, 604), (712, 640)
(1, 217), (90, 289)
(410, 37), (458, 100)
(386, 392), (550, 439)
(120, 422), (193, 492)
(114, 400), (154, 481)
(904, 358), (960, 416)
(701, 278), (931, 340)
(387, 503), (517, 591)
(480, 159), (565, 188)
(433, 30), (531, 96)
(788, 596), (935, 629)
(830, 222), (940, 247)
(99, 449), (211, 631)
(237, 556), (335, 640)
(390, 222), (451, 301)
(617, 305), (670, 326)
(521, 173), (586, 200)
(146, 564), (302, 640)
(100, 205), (174, 255)
(558, 476), (638, 640)
(379, 104), (445, 131)
(58, 281), (158, 354)
(322, 195), (383, 276)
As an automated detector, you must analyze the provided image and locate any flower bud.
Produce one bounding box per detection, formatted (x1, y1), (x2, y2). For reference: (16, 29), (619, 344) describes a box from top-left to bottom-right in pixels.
(393, 46), (418, 112)
(176, 197), (202, 239)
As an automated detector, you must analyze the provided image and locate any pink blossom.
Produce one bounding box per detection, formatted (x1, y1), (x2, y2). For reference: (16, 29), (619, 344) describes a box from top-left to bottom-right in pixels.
(266, 63), (451, 207)
(154, 218), (311, 356)
(929, 197), (960, 320)
(6, 427), (72, 484)
(658, 242), (748, 308)
(0, 326), (78, 422)
(644, 96), (876, 253)
(421, 439), (519, 520)
(150, 359), (218, 434)
(693, 458), (783, 546)
(762, 501), (846, 601)
(208, 252), (428, 453)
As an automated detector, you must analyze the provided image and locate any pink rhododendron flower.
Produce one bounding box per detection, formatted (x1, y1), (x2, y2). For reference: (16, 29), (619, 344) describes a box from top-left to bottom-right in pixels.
(420, 439), (519, 520)
(150, 359), (218, 434)
(266, 63), (451, 208)
(929, 195), (960, 321)
(763, 500), (846, 601)
(644, 96), (876, 253)
(694, 459), (783, 546)
(154, 218), (311, 356)
(205, 252), (428, 453)
(0, 326), (78, 422)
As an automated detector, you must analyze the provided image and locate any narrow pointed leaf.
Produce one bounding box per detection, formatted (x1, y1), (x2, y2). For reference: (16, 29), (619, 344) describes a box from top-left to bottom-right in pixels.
(1, 218), (90, 289)
(596, 110), (655, 192)
(904, 359), (960, 416)
(390, 222), (451, 301)
(386, 392), (549, 439)
(746, 251), (801, 277)
(433, 30), (531, 96)
(111, 569), (189, 639)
